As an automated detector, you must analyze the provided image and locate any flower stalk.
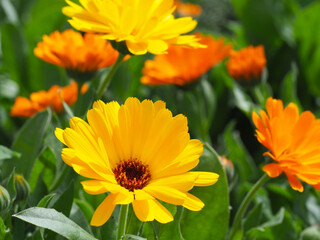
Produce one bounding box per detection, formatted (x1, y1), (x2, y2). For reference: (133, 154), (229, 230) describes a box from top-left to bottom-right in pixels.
(228, 173), (269, 240)
(96, 54), (125, 99)
(117, 204), (129, 240)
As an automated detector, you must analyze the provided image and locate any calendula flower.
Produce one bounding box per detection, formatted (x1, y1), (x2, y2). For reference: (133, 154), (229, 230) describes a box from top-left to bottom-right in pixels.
(55, 97), (219, 226)
(62, 0), (203, 55)
(10, 81), (86, 117)
(252, 97), (320, 192)
(174, 0), (202, 17)
(226, 45), (266, 82)
(34, 29), (119, 75)
(141, 33), (231, 86)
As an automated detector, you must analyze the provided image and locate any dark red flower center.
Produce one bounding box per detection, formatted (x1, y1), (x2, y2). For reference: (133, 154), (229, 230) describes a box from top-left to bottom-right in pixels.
(113, 158), (151, 192)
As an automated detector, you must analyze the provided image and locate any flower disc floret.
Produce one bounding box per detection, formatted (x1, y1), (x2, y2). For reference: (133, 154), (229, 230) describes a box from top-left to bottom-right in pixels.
(113, 159), (151, 191)
(55, 97), (219, 226)
(62, 0), (203, 55)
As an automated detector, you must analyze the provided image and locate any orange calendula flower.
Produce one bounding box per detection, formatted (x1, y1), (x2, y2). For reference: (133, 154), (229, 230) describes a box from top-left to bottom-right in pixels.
(10, 81), (86, 117)
(226, 45), (266, 82)
(141, 33), (232, 86)
(174, 0), (202, 17)
(34, 29), (119, 73)
(252, 97), (320, 192)
(55, 97), (219, 226)
(62, 0), (203, 55)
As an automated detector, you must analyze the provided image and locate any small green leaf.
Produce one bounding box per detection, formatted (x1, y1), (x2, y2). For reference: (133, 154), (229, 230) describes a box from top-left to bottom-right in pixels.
(37, 194), (56, 208)
(49, 180), (74, 217)
(123, 234), (147, 240)
(0, 217), (9, 239)
(6, 110), (51, 180)
(13, 207), (97, 240)
(0, 145), (19, 162)
(242, 202), (263, 234)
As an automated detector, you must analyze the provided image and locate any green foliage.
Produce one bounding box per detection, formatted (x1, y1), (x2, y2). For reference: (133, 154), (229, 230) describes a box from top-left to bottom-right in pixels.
(13, 207), (97, 240)
(1, 0), (320, 239)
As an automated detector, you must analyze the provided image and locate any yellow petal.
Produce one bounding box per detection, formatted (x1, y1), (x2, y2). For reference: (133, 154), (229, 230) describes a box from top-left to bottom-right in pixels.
(143, 185), (186, 205)
(55, 128), (66, 145)
(182, 192), (204, 211)
(190, 171), (219, 186)
(90, 193), (117, 226)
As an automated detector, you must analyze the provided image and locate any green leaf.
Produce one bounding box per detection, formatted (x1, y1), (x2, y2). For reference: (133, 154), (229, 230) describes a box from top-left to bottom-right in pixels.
(0, 145), (19, 162)
(49, 180), (74, 217)
(6, 110), (51, 180)
(179, 144), (229, 240)
(300, 226), (320, 240)
(123, 234), (147, 240)
(37, 194), (55, 208)
(280, 62), (299, 105)
(0, 23), (27, 90)
(69, 203), (92, 236)
(29, 147), (56, 191)
(294, 1), (320, 96)
(13, 207), (97, 240)
(0, 216), (9, 239)
(246, 208), (298, 239)
(242, 202), (263, 235)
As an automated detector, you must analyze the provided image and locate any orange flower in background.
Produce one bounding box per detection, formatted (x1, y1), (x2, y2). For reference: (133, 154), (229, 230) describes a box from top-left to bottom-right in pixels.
(226, 45), (266, 81)
(174, 0), (202, 17)
(10, 81), (87, 117)
(141, 33), (232, 86)
(34, 29), (119, 73)
(252, 97), (320, 192)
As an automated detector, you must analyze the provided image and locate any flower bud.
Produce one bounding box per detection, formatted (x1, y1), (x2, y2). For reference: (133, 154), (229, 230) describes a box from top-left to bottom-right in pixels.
(14, 174), (30, 202)
(0, 185), (11, 212)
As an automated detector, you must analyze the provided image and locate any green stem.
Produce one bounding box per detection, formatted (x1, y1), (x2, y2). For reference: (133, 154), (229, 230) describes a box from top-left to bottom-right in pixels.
(117, 204), (129, 240)
(228, 173), (269, 240)
(96, 54), (125, 99)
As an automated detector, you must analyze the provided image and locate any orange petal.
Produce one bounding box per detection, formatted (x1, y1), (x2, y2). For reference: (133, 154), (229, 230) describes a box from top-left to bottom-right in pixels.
(262, 163), (283, 177)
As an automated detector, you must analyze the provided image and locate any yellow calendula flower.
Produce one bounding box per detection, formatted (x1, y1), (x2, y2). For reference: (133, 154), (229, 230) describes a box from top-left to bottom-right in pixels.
(55, 97), (219, 226)
(62, 0), (202, 55)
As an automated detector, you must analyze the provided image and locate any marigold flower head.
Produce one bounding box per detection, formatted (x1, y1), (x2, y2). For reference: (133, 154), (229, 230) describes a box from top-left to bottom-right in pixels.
(62, 0), (203, 55)
(10, 81), (87, 117)
(55, 97), (219, 226)
(252, 97), (320, 192)
(141, 33), (232, 86)
(34, 29), (119, 75)
(226, 45), (266, 82)
(174, 0), (202, 17)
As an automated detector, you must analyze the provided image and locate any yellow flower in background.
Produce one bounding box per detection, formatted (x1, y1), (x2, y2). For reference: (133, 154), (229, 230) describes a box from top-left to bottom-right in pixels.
(141, 33), (231, 86)
(174, 0), (202, 17)
(226, 45), (266, 82)
(34, 29), (119, 73)
(62, 0), (203, 55)
(55, 97), (219, 226)
(252, 97), (320, 192)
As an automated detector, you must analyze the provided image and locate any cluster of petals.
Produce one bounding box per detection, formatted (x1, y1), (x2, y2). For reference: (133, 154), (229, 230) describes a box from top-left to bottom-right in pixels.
(34, 29), (119, 72)
(55, 97), (219, 226)
(252, 97), (320, 192)
(174, 0), (202, 17)
(10, 81), (87, 117)
(62, 0), (203, 55)
(226, 45), (266, 81)
(141, 33), (232, 86)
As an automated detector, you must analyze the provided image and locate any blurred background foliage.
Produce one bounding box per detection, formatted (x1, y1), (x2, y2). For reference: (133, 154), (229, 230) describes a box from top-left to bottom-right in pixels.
(1, 0), (320, 239)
